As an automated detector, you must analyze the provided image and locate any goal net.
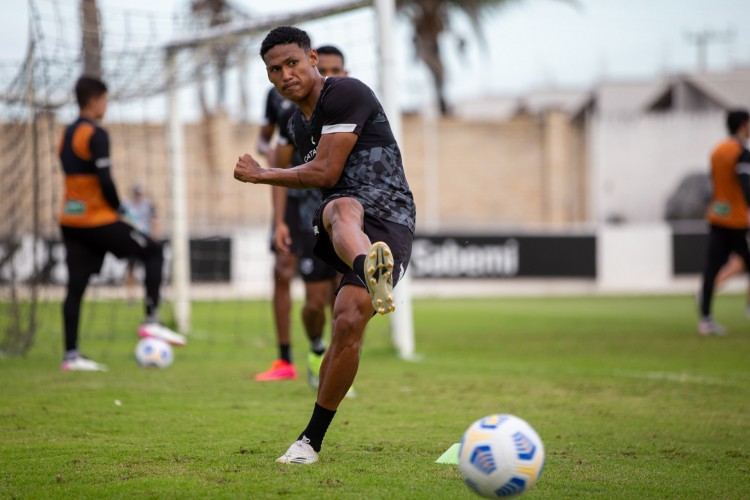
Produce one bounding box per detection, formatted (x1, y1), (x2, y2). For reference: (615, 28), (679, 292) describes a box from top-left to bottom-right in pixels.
(0, 0), (414, 359)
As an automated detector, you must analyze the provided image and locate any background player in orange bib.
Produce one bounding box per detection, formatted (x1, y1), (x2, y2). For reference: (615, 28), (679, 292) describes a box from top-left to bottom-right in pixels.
(698, 109), (750, 336)
(58, 76), (186, 371)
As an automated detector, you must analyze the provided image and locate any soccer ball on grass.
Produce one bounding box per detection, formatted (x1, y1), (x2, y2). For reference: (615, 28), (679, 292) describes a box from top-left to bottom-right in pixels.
(134, 337), (173, 368)
(458, 414), (545, 498)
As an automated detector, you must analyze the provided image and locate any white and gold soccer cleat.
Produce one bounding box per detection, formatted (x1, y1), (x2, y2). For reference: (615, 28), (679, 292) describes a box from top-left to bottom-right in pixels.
(364, 241), (395, 315)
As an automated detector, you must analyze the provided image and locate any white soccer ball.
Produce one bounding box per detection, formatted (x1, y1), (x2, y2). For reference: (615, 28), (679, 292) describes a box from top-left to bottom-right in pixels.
(134, 337), (173, 369)
(458, 414), (545, 498)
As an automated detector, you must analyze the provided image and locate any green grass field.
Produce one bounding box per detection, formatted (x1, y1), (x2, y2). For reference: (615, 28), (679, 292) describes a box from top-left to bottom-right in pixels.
(1, 294), (749, 499)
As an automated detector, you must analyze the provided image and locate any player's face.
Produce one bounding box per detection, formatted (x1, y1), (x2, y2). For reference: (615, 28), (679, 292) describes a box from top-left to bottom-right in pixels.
(264, 44), (319, 103)
(740, 121), (750, 143)
(89, 93), (108, 120)
(317, 54), (346, 77)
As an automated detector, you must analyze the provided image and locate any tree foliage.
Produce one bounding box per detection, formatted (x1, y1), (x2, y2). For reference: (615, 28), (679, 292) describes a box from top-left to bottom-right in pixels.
(397, 0), (576, 115)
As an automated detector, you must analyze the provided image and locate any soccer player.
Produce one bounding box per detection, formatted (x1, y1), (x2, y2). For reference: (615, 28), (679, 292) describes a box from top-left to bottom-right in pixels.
(698, 108), (750, 336)
(234, 26), (416, 464)
(58, 76), (186, 371)
(315, 45), (348, 78)
(122, 183), (157, 302)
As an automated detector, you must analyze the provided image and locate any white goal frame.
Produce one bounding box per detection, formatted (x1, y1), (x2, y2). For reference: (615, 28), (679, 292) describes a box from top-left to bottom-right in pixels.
(164, 0), (415, 359)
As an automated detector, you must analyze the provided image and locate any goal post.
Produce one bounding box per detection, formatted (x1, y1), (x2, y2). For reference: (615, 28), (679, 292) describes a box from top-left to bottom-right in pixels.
(166, 50), (191, 333)
(374, 0), (416, 360)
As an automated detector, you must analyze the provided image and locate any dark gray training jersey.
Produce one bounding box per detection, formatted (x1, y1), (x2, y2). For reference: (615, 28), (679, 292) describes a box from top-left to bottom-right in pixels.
(285, 77), (416, 233)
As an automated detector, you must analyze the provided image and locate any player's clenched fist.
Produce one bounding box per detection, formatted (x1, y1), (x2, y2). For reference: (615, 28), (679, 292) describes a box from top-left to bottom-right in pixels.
(234, 153), (264, 183)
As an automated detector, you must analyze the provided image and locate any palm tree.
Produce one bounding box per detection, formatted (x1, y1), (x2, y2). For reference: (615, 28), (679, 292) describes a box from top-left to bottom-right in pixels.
(80, 0), (102, 77)
(396, 0), (575, 115)
(189, 0), (252, 114)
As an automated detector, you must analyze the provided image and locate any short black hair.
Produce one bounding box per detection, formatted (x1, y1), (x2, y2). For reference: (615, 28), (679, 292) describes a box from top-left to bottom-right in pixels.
(316, 45), (345, 65)
(75, 75), (107, 109)
(727, 109), (750, 135)
(260, 26), (311, 60)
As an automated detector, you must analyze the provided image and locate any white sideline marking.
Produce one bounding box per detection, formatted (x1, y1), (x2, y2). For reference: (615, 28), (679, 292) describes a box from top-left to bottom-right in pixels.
(612, 369), (736, 386)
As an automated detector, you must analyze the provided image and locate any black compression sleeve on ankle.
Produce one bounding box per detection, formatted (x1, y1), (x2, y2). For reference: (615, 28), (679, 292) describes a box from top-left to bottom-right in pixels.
(298, 403), (337, 452)
(352, 254), (367, 284)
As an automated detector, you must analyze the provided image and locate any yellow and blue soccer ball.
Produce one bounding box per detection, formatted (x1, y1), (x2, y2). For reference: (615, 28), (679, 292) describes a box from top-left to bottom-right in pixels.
(458, 414), (545, 498)
(134, 337), (173, 368)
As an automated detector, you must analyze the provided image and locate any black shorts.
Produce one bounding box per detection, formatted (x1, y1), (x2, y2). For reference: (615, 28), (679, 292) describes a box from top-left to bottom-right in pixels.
(270, 196), (337, 283)
(312, 198), (414, 292)
(61, 221), (161, 277)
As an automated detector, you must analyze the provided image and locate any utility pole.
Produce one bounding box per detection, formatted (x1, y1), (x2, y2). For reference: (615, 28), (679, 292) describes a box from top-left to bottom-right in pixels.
(684, 28), (734, 73)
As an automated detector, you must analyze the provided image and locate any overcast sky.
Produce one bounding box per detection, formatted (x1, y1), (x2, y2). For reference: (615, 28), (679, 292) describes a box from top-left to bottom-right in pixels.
(1, 0), (748, 118)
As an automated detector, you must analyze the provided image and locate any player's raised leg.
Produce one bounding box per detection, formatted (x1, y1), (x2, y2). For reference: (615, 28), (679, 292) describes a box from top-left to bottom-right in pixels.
(320, 198), (395, 315)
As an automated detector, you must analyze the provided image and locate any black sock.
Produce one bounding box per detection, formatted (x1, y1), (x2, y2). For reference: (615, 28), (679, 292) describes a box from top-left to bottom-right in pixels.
(279, 344), (292, 364)
(145, 300), (157, 322)
(352, 254), (367, 284)
(298, 403), (337, 452)
(311, 336), (325, 355)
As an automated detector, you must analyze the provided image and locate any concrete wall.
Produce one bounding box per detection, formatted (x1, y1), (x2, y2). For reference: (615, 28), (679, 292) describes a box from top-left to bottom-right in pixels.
(589, 111), (723, 224)
(1, 110), (588, 240)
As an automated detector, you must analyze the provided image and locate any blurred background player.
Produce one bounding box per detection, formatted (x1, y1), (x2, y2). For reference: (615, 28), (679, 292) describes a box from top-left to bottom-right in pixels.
(58, 76), (186, 371)
(315, 45), (348, 78)
(122, 182), (158, 302)
(253, 44), (349, 386)
(698, 109), (750, 336)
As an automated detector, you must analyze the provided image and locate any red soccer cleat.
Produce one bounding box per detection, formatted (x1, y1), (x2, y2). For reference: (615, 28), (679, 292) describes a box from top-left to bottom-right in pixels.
(254, 359), (298, 381)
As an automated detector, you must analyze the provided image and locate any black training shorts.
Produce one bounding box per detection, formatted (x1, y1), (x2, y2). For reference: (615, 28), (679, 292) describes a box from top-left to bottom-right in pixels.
(270, 196), (337, 283)
(61, 221), (161, 277)
(312, 197), (413, 292)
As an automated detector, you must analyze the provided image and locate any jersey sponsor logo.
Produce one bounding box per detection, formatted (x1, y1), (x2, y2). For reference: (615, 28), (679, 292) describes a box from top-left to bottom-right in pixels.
(303, 148), (317, 163)
(63, 200), (85, 214)
(711, 201), (731, 216)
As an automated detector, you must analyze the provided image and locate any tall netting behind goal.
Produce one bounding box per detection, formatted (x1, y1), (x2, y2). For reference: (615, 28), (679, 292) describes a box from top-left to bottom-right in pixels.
(0, 0), (413, 360)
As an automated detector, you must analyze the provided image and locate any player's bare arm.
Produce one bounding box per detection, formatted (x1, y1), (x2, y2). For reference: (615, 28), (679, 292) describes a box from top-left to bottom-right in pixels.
(258, 122), (275, 155)
(234, 132), (357, 189)
(272, 143), (294, 254)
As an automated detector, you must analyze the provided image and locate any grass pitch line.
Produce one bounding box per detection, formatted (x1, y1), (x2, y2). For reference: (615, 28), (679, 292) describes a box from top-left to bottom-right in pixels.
(612, 369), (731, 386)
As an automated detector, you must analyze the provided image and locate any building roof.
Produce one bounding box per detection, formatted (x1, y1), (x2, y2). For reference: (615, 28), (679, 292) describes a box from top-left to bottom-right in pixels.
(453, 66), (750, 121)
(595, 78), (668, 115)
(687, 67), (750, 108)
(454, 88), (591, 121)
